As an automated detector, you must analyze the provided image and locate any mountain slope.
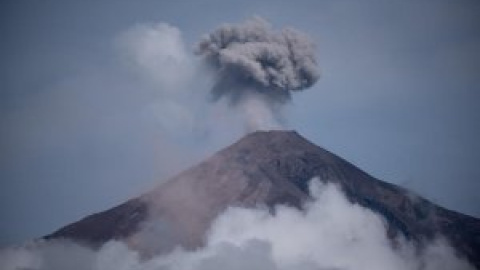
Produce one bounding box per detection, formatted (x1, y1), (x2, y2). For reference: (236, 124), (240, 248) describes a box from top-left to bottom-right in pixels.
(45, 130), (480, 267)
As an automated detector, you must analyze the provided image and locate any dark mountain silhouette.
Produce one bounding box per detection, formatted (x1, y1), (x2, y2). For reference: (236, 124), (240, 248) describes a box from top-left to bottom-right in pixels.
(45, 130), (480, 267)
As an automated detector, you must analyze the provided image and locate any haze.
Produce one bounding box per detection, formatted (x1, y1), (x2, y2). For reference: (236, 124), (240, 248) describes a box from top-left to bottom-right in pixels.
(1, 0), (479, 247)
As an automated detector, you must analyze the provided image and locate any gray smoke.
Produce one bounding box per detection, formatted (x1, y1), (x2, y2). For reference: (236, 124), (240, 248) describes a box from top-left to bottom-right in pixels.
(195, 16), (320, 111)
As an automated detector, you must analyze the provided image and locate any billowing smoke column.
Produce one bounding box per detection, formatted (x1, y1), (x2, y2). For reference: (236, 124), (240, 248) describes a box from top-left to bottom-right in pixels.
(195, 17), (320, 130)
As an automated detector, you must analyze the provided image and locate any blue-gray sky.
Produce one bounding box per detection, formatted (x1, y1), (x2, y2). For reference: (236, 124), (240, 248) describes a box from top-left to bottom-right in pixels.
(1, 0), (479, 247)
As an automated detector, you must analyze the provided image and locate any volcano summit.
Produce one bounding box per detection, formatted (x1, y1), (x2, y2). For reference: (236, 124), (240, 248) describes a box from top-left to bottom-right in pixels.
(42, 130), (480, 268)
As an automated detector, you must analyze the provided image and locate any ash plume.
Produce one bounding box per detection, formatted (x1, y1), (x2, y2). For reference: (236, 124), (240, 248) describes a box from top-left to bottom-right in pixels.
(195, 17), (320, 130)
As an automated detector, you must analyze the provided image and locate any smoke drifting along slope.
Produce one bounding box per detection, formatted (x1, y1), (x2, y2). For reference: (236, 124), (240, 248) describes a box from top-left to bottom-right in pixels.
(0, 181), (473, 270)
(196, 17), (320, 130)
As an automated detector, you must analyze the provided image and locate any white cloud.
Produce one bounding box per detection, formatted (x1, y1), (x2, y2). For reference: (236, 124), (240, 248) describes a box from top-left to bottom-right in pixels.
(1, 180), (473, 270)
(117, 22), (193, 91)
(116, 22), (198, 137)
(201, 180), (473, 270)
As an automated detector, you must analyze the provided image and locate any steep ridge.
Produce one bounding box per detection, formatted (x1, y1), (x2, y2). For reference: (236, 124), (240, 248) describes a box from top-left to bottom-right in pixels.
(45, 130), (480, 267)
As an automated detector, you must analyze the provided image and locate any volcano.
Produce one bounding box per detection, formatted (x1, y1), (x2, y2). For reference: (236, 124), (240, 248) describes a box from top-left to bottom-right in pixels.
(45, 130), (480, 267)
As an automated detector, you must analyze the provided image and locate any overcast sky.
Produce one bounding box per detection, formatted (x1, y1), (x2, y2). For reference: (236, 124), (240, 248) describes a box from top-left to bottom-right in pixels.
(1, 0), (479, 247)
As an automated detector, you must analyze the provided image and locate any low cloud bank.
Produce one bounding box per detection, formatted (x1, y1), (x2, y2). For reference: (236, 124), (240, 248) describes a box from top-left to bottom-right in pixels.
(0, 181), (473, 270)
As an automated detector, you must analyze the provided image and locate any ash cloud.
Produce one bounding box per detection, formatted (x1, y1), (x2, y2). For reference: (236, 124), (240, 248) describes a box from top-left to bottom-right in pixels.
(195, 17), (320, 130)
(0, 181), (473, 270)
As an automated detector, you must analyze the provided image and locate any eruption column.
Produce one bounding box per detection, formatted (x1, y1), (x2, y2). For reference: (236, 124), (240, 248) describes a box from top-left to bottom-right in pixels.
(195, 17), (320, 131)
